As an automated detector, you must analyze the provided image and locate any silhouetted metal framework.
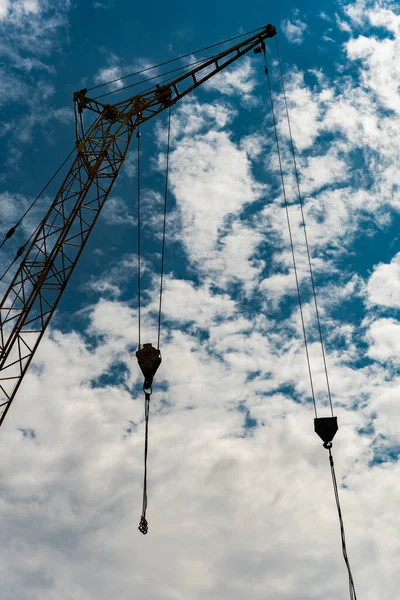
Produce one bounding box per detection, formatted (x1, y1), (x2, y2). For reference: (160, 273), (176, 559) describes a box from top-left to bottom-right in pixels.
(0, 25), (276, 427)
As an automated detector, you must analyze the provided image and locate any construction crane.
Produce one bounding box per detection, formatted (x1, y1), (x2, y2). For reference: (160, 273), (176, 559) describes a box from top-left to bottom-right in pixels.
(0, 27), (360, 594)
(0, 24), (277, 428)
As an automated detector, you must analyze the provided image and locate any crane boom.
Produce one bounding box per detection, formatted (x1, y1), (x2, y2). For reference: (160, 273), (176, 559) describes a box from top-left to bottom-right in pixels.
(0, 24), (276, 427)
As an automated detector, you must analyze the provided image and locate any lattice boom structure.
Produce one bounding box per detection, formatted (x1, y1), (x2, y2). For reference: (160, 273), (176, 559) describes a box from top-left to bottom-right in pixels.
(0, 24), (276, 426)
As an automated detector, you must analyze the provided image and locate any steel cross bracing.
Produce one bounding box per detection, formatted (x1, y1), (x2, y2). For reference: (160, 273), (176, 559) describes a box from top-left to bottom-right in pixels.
(0, 24), (276, 427)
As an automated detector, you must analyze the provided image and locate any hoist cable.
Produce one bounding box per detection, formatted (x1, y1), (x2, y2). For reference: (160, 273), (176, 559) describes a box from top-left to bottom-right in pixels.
(0, 147), (75, 250)
(327, 445), (357, 599)
(93, 54), (218, 101)
(157, 105), (171, 350)
(275, 35), (334, 417)
(264, 54), (317, 418)
(137, 126), (142, 349)
(135, 112), (170, 534)
(268, 41), (358, 599)
(87, 26), (266, 92)
(138, 391), (151, 535)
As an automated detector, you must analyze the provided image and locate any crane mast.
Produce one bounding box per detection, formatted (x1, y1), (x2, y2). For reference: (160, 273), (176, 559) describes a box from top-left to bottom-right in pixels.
(0, 24), (276, 427)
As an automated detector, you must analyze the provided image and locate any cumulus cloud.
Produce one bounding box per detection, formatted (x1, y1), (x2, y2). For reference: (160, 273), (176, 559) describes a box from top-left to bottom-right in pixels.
(0, 287), (396, 599)
(365, 318), (400, 364)
(204, 58), (259, 105)
(281, 16), (308, 45)
(3, 2), (400, 599)
(366, 253), (400, 308)
(94, 65), (124, 91)
(155, 99), (266, 294)
(0, 0), (71, 170)
(101, 196), (136, 227)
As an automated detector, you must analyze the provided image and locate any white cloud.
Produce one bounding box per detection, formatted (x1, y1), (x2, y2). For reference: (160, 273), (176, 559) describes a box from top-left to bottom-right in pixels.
(204, 58), (259, 104)
(101, 196), (136, 227)
(94, 65), (123, 91)
(0, 0), (39, 22)
(93, 0), (113, 8)
(281, 17), (308, 45)
(0, 190), (53, 239)
(299, 149), (349, 194)
(155, 106), (269, 294)
(0, 291), (398, 599)
(366, 252), (400, 308)
(274, 70), (323, 151)
(0, 190), (27, 225)
(0, 0), (71, 169)
(0, 0), (69, 56)
(169, 128), (264, 271)
(122, 150), (137, 178)
(346, 32), (400, 114)
(320, 12), (331, 22)
(155, 97), (237, 146)
(150, 277), (236, 328)
(0, 0), (10, 21)
(4, 2), (400, 599)
(85, 254), (143, 301)
(239, 133), (267, 159)
(366, 318), (400, 363)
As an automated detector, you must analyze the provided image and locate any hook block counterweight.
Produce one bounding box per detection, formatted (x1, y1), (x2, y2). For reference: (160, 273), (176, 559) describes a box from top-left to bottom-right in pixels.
(136, 343), (161, 391)
(314, 416), (338, 448)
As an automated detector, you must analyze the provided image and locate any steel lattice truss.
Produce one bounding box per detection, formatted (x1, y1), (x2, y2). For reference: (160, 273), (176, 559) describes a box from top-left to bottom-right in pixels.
(0, 24), (276, 427)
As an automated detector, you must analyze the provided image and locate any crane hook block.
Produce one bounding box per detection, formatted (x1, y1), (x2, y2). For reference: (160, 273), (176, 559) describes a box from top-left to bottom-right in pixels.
(136, 343), (162, 391)
(314, 416), (338, 448)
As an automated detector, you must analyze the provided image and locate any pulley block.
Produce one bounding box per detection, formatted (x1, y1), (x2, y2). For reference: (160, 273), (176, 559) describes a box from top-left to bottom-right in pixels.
(314, 416), (338, 448)
(136, 343), (162, 391)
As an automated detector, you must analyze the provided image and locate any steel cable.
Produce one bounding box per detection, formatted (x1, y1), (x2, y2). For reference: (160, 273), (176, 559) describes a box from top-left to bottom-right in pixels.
(264, 52), (318, 418)
(87, 26), (266, 93)
(137, 126), (141, 349)
(157, 105), (171, 350)
(275, 35), (334, 417)
(138, 391), (151, 535)
(268, 40), (358, 600)
(93, 55), (218, 100)
(328, 446), (357, 599)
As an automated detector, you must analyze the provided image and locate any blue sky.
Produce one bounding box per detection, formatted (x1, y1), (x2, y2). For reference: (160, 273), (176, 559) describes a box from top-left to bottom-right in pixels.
(1, 0), (400, 599)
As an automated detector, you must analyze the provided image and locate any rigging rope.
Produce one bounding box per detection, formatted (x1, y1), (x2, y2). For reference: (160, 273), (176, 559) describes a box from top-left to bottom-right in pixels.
(93, 55), (219, 101)
(275, 35), (334, 417)
(135, 107), (171, 534)
(138, 390), (151, 535)
(157, 105), (171, 349)
(263, 40), (358, 599)
(137, 126), (142, 349)
(87, 26), (266, 93)
(327, 443), (357, 600)
(263, 48), (317, 419)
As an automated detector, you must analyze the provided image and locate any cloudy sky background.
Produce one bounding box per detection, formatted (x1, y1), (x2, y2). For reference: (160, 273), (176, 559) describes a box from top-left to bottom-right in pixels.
(1, 0), (400, 598)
